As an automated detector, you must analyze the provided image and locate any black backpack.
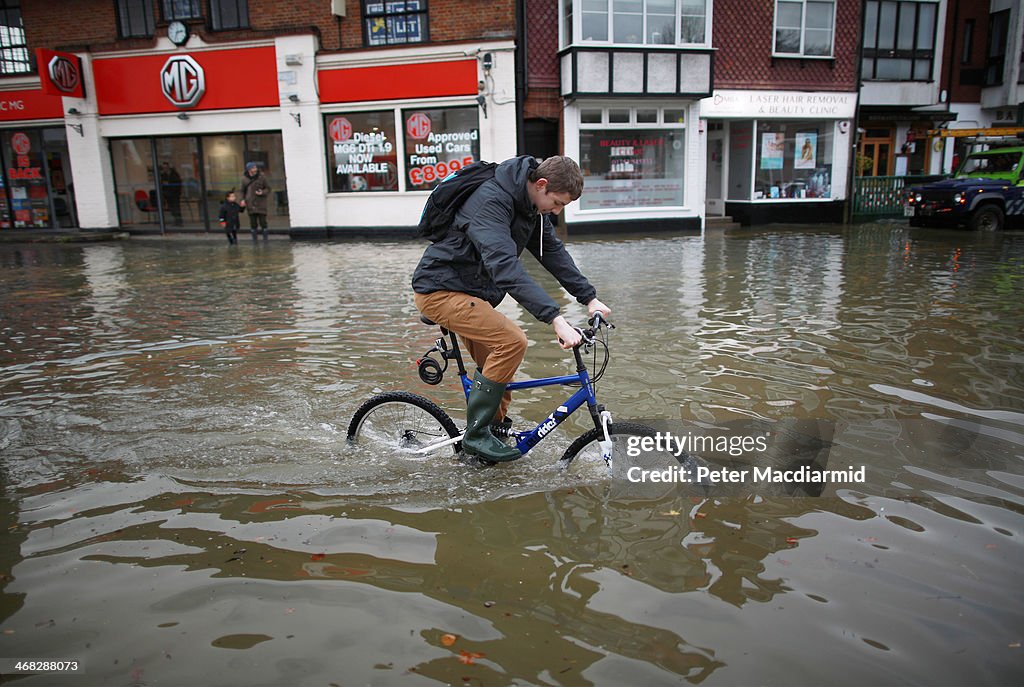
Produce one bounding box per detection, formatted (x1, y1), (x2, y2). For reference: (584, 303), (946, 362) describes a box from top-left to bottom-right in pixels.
(417, 161), (498, 241)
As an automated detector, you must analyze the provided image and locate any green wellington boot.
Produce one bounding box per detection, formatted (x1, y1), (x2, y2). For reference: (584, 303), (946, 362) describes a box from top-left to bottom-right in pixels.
(462, 371), (521, 462)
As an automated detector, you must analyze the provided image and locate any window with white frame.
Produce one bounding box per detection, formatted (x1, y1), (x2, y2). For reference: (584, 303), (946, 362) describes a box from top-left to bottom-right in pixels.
(773, 0), (835, 57)
(565, 0), (708, 46)
(0, 0), (29, 74)
(577, 106), (686, 211)
(862, 1), (937, 80)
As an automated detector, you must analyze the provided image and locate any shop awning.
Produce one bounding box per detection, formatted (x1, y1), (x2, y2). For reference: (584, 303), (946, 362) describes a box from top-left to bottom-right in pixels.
(926, 127), (1024, 138)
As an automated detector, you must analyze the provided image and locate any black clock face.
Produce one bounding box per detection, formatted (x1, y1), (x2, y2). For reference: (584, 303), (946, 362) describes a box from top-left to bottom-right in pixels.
(168, 21), (189, 45)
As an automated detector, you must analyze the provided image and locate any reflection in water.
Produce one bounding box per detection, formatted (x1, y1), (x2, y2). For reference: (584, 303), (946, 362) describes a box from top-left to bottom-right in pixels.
(0, 226), (1022, 685)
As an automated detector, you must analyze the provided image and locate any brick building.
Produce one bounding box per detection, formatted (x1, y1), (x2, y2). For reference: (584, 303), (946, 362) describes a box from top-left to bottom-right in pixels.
(525, 1), (860, 230)
(0, 0), (518, 234)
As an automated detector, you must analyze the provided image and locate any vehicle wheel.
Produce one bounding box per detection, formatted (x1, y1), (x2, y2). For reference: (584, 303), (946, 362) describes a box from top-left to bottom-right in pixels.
(347, 391), (461, 455)
(969, 205), (1004, 232)
(558, 421), (696, 474)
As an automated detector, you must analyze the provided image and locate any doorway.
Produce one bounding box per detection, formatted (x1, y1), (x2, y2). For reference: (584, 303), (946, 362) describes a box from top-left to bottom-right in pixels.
(705, 121), (725, 216)
(858, 128), (894, 176)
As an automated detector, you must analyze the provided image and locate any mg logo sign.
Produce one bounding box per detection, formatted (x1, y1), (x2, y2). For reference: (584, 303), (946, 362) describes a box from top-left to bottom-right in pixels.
(47, 56), (80, 93)
(160, 55), (205, 108)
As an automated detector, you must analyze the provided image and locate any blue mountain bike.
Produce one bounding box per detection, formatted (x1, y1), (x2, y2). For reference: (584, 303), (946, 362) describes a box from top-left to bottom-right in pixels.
(346, 313), (660, 469)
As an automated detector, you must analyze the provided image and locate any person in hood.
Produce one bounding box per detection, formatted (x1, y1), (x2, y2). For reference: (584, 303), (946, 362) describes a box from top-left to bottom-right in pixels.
(240, 161), (271, 240)
(412, 155), (610, 463)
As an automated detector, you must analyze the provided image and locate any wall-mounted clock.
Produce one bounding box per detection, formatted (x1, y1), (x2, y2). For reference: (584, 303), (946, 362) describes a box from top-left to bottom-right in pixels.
(168, 21), (189, 46)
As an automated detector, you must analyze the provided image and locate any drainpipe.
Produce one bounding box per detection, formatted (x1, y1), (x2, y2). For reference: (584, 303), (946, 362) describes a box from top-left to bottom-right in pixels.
(514, 0), (527, 154)
(846, 0), (868, 224)
(943, 0), (960, 174)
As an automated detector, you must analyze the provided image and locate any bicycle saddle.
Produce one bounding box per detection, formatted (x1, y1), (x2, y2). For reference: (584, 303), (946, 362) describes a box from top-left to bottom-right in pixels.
(419, 315), (437, 326)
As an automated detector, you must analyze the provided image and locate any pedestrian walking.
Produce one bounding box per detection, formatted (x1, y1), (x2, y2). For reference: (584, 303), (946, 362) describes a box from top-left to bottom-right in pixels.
(218, 190), (242, 245)
(240, 161), (270, 240)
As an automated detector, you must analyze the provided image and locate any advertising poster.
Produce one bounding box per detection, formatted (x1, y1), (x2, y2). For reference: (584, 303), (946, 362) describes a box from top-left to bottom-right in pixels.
(403, 107), (480, 190)
(760, 133), (785, 170)
(795, 132), (817, 169)
(328, 112), (398, 192)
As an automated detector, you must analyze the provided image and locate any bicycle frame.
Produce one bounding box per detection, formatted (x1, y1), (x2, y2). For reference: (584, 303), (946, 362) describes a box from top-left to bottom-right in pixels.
(420, 324), (608, 457)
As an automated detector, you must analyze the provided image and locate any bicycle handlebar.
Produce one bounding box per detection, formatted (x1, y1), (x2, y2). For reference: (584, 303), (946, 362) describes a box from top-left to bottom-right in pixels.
(560, 313), (614, 349)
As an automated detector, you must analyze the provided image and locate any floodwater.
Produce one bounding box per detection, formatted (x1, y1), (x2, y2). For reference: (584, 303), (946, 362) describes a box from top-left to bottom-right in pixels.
(0, 225), (1021, 686)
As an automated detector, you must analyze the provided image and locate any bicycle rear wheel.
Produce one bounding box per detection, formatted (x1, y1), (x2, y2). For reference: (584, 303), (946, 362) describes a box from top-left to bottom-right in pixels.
(347, 391), (461, 455)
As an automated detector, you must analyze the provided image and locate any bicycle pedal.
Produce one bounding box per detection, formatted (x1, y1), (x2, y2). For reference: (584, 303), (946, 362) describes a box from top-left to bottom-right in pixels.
(490, 418), (514, 438)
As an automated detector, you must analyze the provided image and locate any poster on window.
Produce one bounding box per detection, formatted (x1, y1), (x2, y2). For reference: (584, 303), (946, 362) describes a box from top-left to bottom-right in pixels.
(578, 130), (686, 210)
(760, 133), (785, 170)
(403, 107), (480, 190)
(326, 111), (398, 192)
(795, 132), (817, 169)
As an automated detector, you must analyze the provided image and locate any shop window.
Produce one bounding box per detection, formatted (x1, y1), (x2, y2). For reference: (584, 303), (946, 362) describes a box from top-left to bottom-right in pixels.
(3, 130), (50, 227)
(325, 111), (398, 193)
(862, 1), (937, 80)
(753, 121), (833, 199)
(578, 107), (686, 211)
(0, 0), (30, 75)
(363, 1), (428, 47)
(163, 0), (201, 21)
(985, 9), (1009, 86)
(117, 0), (155, 38)
(402, 107), (480, 191)
(566, 0), (707, 46)
(774, 0), (835, 58)
(209, 0), (248, 30)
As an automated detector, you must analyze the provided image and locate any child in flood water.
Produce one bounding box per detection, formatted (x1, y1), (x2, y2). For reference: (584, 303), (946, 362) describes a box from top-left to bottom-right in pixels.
(218, 190), (242, 245)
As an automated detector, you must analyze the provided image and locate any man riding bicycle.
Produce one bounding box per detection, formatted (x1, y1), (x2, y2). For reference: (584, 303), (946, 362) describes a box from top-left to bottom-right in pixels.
(412, 155), (611, 463)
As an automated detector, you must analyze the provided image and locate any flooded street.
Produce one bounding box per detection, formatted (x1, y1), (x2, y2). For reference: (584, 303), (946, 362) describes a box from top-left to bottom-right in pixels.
(1, 225), (1022, 686)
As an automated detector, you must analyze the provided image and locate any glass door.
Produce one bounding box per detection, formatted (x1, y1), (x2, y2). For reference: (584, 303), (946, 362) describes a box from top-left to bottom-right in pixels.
(859, 128), (894, 177)
(111, 138), (162, 228)
(243, 132), (288, 229)
(201, 134), (245, 229)
(154, 137), (203, 228)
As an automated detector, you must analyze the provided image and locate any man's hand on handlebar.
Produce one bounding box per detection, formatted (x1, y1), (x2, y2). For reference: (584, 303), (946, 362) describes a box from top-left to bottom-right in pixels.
(587, 298), (611, 321)
(553, 316), (582, 350)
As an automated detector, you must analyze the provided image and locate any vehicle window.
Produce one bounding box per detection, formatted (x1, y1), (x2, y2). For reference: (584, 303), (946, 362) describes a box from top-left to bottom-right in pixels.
(958, 152), (1022, 176)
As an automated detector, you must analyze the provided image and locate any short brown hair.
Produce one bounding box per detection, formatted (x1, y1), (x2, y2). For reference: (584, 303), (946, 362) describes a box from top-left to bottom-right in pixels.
(531, 156), (584, 200)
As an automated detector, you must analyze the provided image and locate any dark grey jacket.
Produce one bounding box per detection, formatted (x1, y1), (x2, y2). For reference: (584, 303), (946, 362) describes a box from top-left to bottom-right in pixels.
(411, 156), (597, 324)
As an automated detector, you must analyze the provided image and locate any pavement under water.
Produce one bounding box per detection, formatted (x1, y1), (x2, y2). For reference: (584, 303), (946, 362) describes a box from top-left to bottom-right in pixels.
(0, 225), (1021, 685)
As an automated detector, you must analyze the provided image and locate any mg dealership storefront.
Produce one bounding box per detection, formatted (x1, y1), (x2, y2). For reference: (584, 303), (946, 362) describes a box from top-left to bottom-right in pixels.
(0, 81), (76, 229)
(3, 33), (513, 235)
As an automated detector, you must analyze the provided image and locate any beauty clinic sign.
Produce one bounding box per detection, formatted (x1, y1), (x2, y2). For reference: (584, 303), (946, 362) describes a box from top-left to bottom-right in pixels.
(703, 90), (856, 119)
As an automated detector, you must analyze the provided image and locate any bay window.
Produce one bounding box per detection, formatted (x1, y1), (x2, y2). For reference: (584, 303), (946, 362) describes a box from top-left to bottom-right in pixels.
(564, 0), (708, 46)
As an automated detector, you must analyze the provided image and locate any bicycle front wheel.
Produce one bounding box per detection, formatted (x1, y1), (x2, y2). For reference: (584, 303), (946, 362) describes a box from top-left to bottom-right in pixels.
(559, 421), (659, 470)
(347, 391), (461, 456)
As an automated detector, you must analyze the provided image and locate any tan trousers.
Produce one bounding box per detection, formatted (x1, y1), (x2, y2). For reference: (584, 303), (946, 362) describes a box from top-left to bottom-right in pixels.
(414, 291), (528, 421)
